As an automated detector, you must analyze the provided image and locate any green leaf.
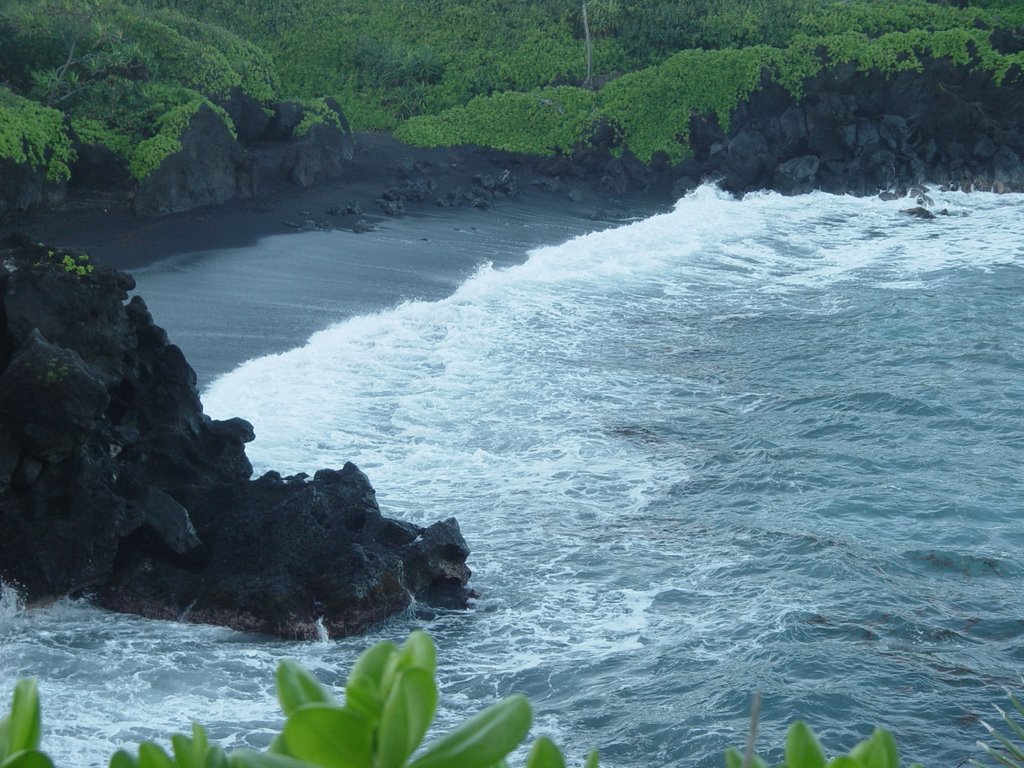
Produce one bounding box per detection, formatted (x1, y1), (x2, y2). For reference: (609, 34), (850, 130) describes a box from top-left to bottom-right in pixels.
(399, 632), (437, 676)
(268, 734), (289, 757)
(583, 749), (599, 768)
(377, 668), (438, 768)
(725, 746), (767, 768)
(344, 642), (398, 723)
(786, 722), (826, 768)
(0, 750), (53, 768)
(526, 736), (566, 768)
(171, 724), (211, 768)
(281, 704), (373, 768)
(227, 751), (318, 768)
(276, 661), (336, 717)
(205, 746), (228, 768)
(6, 681), (41, 755)
(348, 642), (398, 692)
(340, 687), (379, 725)
(850, 729), (899, 768)
(409, 695), (532, 768)
(137, 743), (175, 768)
(826, 757), (865, 768)
(110, 750), (139, 768)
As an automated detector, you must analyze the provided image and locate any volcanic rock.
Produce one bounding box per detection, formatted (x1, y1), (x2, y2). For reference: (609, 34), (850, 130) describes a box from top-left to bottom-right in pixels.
(0, 234), (472, 638)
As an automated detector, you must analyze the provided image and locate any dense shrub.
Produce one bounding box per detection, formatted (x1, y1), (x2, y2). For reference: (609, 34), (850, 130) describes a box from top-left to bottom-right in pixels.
(397, 22), (1024, 163)
(0, 87), (73, 181)
(0, 0), (275, 180)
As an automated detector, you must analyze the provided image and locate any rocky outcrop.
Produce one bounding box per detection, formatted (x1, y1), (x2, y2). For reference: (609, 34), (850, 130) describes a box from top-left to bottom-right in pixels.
(0, 158), (66, 220)
(131, 104), (250, 216)
(681, 59), (1024, 196)
(1, 97), (358, 219)
(0, 234), (471, 638)
(280, 121), (356, 187)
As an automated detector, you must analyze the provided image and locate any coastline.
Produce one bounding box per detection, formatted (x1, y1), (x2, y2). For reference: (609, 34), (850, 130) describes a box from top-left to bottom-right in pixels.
(1, 132), (667, 271)
(1, 132), (669, 385)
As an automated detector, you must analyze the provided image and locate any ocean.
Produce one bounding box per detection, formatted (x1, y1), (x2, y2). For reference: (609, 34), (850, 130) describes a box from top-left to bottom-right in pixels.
(2, 186), (1022, 768)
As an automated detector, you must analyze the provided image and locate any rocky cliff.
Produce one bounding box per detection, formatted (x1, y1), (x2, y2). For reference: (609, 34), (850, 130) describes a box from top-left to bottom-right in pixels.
(0, 234), (470, 638)
(679, 58), (1024, 196)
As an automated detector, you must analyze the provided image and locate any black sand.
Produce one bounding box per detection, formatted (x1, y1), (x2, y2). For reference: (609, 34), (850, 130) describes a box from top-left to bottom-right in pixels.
(2, 133), (667, 385)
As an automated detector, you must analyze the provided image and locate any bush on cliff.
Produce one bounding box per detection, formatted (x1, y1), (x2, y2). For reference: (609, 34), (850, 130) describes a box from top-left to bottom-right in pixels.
(131, 0), (1024, 133)
(3, 629), (1021, 768)
(0, 87), (73, 182)
(0, 0), (275, 182)
(396, 21), (1024, 163)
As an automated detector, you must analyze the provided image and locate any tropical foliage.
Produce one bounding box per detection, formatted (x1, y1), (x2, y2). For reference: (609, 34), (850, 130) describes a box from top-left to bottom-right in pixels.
(2, 631), (1021, 768)
(0, 0), (274, 180)
(2, 0), (1023, 184)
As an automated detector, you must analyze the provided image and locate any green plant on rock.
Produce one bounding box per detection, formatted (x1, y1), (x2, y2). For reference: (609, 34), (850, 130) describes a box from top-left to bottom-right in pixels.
(294, 98), (342, 137)
(60, 252), (93, 276)
(127, 84), (236, 180)
(0, 87), (74, 182)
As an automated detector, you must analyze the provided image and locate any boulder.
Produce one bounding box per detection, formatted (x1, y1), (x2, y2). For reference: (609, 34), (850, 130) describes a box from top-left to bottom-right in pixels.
(0, 330), (109, 462)
(68, 141), (132, 191)
(280, 121), (355, 187)
(0, 157), (66, 219)
(0, 235), (472, 637)
(720, 129), (771, 192)
(219, 87), (272, 142)
(261, 102), (305, 142)
(131, 104), (244, 215)
(773, 155), (819, 195)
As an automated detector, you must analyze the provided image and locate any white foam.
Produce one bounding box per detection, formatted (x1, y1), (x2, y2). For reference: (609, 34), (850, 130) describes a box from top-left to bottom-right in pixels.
(0, 582), (23, 627)
(9, 187), (1021, 768)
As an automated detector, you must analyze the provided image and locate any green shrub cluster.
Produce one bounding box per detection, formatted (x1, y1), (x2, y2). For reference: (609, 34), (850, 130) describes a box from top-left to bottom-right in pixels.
(127, 0), (1024, 134)
(114, 9), (278, 102)
(40, 248), (94, 276)
(4, 630), (1022, 768)
(127, 85), (235, 181)
(396, 22), (1024, 164)
(0, 0), (276, 182)
(397, 87), (599, 156)
(4, 0), (1024, 185)
(0, 87), (73, 182)
(294, 98), (343, 137)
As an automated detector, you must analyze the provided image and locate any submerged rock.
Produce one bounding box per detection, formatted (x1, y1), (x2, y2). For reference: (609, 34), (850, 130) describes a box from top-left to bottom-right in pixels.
(901, 206), (936, 219)
(0, 234), (471, 638)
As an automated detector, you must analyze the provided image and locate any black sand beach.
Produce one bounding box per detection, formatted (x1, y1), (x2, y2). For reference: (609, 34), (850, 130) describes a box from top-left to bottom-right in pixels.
(2, 133), (667, 385)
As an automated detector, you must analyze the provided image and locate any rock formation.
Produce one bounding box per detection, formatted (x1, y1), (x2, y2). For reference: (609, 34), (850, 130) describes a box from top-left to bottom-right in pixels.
(679, 59), (1024, 196)
(0, 234), (470, 638)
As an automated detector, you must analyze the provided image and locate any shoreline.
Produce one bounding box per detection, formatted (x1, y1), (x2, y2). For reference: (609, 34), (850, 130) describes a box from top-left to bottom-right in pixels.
(0, 132), (669, 272)
(0, 132), (669, 385)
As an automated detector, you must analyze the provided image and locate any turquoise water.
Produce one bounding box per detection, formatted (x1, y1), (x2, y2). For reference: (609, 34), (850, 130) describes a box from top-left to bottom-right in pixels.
(3, 187), (1023, 767)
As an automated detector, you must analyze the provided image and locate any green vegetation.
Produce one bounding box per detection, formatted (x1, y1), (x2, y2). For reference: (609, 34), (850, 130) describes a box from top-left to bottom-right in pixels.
(973, 690), (1024, 768)
(2, 630), (1021, 768)
(294, 98), (343, 137)
(0, 678), (52, 768)
(3, 0), (1024, 190)
(0, 88), (73, 182)
(135, 0), (1024, 134)
(0, 0), (276, 181)
(397, 17), (1024, 163)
